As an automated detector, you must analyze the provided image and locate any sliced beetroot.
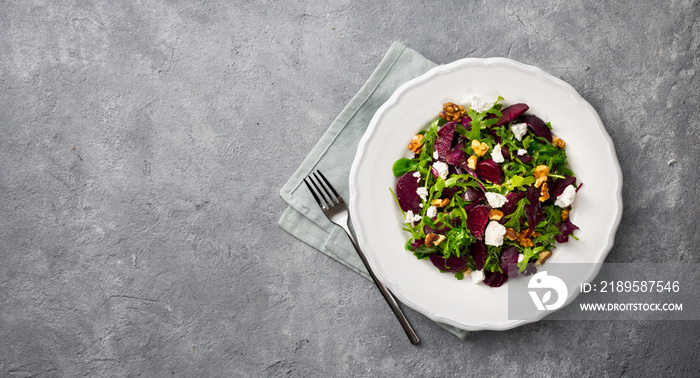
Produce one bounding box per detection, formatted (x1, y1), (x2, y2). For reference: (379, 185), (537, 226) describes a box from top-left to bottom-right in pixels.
(435, 121), (457, 159)
(429, 254), (468, 272)
(396, 171), (421, 213)
(463, 186), (483, 202)
(445, 147), (466, 167)
(495, 103), (529, 127)
(499, 246), (520, 278)
(475, 159), (503, 185)
(549, 175), (577, 198)
(524, 185), (545, 237)
(502, 191), (525, 216)
(484, 271), (508, 287)
(520, 114), (552, 141)
(469, 242), (487, 270)
(516, 153), (533, 164)
(467, 205), (490, 240)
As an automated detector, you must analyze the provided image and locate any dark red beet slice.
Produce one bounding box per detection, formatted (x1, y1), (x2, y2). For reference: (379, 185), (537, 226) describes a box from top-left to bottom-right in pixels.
(484, 271), (508, 287)
(396, 171), (421, 213)
(520, 114), (552, 141)
(475, 159), (503, 185)
(500, 246), (520, 278)
(435, 121), (457, 159)
(429, 254), (468, 272)
(516, 153), (533, 164)
(467, 205), (490, 240)
(469, 242), (487, 270)
(495, 103), (529, 127)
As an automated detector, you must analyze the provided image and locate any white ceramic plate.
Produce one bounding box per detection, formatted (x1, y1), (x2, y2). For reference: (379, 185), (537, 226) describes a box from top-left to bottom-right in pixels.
(348, 58), (623, 331)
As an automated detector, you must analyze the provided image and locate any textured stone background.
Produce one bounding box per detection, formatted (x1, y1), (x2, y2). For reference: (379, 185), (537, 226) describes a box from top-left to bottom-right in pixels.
(1, 1), (698, 377)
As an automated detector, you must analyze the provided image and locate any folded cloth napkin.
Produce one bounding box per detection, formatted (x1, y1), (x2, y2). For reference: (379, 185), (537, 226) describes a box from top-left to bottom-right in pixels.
(278, 42), (468, 339)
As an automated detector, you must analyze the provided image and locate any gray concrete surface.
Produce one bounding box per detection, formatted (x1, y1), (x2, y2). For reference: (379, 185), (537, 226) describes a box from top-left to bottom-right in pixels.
(1, 1), (698, 377)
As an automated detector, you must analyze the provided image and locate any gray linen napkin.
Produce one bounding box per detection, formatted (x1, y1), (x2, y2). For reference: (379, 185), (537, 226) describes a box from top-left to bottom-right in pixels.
(278, 42), (469, 339)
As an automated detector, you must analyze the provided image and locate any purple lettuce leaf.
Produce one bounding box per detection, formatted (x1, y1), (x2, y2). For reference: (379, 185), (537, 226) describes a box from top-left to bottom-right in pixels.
(502, 190), (526, 216)
(554, 218), (579, 243)
(549, 175), (577, 198)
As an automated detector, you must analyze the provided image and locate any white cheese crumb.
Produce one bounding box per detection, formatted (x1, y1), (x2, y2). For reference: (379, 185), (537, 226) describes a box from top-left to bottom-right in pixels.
(484, 221), (506, 246)
(511, 122), (528, 141)
(518, 253), (525, 263)
(426, 206), (437, 218)
(404, 210), (422, 225)
(433, 150), (439, 160)
(492, 143), (504, 163)
(416, 187), (429, 202)
(517, 149), (527, 156)
(432, 161), (449, 180)
(412, 171), (421, 179)
(485, 192), (507, 208)
(554, 184), (577, 208)
(470, 95), (494, 113)
(471, 269), (485, 284)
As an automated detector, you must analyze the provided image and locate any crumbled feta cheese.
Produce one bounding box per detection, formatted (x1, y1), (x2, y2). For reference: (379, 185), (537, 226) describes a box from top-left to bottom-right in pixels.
(426, 206), (437, 218)
(484, 221), (506, 246)
(511, 122), (528, 141)
(432, 161), (449, 180)
(404, 210), (422, 225)
(470, 95), (494, 113)
(412, 171), (421, 179)
(433, 150), (439, 160)
(554, 184), (577, 208)
(416, 187), (429, 201)
(419, 203), (424, 208)
(517, 149), (527, 156)
(492, 143), (504, 163)
(471, 269), (485, 284)
(485, 192), (507, 208)
(518, 253), (525, 263)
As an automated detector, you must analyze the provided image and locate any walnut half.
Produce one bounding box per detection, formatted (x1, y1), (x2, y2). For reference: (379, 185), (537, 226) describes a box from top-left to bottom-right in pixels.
(424, 233), (446, 247)
(407, 134), (425, 153)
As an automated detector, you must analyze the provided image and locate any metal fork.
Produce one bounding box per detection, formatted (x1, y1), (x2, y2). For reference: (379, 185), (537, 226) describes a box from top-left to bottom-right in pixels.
(303, 170), (420, 345)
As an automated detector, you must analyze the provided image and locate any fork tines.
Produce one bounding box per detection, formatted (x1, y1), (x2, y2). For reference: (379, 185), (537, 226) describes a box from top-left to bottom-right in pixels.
(303, 170), (342, 211)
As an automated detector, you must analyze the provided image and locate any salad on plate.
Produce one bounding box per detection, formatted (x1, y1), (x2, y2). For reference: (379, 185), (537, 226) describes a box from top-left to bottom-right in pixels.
(391, 96), (580, 287)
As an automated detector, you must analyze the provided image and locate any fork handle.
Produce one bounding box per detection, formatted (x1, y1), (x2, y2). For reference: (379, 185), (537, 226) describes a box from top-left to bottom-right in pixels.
(339, 222), (420, 345)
